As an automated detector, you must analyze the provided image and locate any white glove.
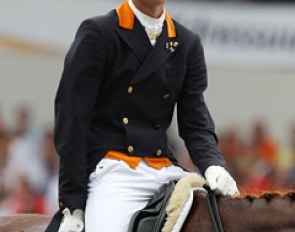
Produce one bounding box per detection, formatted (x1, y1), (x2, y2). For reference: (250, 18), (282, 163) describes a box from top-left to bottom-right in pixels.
(58, 208), (84, 232)
(204, 166), (239, 197)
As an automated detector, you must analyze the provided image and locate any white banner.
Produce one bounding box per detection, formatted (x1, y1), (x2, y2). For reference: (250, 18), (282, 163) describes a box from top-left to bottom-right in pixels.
(169, 3), (295, 70)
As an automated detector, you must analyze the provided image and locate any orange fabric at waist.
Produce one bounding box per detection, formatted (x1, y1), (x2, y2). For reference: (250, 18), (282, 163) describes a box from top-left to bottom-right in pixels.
(105, 150), (173, 170)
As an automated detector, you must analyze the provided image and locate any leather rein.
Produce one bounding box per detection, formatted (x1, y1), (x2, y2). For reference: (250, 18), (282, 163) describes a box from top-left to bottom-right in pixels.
(204, 185), (225, 232)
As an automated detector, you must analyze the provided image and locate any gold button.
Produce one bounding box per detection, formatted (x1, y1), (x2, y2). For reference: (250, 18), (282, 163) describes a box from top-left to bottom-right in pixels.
(123, 117), (129, 125)
(128, 145), (134, 153)
(163, 94), (171, 100)
(156, 149), (162, 156)
(128, 86), (134, 94)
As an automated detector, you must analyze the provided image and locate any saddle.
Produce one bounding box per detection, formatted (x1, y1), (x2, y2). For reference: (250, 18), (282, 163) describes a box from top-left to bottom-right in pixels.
(128, 177), (224, 232)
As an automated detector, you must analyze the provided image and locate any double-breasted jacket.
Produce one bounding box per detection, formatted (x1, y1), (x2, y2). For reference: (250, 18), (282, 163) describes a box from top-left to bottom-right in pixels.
(46, 2), (226, 231)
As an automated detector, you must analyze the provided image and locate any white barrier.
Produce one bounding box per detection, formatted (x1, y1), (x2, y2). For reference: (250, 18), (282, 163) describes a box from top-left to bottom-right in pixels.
(168, 2), (295, 70)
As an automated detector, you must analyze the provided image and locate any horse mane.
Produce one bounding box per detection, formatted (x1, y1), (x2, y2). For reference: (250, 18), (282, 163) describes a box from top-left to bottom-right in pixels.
(238, 191), (295, 202)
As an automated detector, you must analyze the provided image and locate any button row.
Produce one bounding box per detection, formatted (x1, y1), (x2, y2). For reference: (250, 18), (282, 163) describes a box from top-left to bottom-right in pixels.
(127, 146), (162, 157)
(128, 86), (170, 101)
(125, 85), (163, 157)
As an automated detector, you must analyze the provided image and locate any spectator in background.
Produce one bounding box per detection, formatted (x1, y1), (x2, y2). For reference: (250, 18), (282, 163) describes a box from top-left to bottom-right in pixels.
(0, 108), (8, 170)
(284, 125), (295, 188)
(0, 130), (10, 176)
(43, 130), (58, 178)
(242, 120), (278, 193)
(0, 107), (60, 215)
(1, 176), (46, 214)
(251, 120), (278, 166)
(219, 127), (250, 189)
(3, 106), (47, 194)
(0, 111), (10, 216)
(0, 130), (10, 215)
(0, 178), (6, 215)
(42, 130), (59, 214)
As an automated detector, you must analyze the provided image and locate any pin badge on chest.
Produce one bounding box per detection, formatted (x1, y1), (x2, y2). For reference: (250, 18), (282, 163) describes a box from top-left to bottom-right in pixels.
(166, 41), (179, 53)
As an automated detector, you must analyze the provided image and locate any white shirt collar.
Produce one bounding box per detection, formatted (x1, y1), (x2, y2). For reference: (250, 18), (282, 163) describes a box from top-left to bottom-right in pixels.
(128, 0), (165, 46)
(128, 0), (166, 28)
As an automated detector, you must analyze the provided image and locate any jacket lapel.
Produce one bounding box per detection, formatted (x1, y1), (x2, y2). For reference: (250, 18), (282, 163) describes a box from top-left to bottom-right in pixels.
(130, 23), (175, 85)
(116, 1), (151, 62)
(116, 1), (178, 84)
(116, 18), (152, 62)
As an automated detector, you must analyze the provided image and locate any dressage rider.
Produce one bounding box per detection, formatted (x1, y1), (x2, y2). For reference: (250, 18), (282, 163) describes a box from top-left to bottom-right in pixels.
(46, 0), (239, 231)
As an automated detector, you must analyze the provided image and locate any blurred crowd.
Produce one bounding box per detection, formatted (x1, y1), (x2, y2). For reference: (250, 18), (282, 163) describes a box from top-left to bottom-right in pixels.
(219, 122), (295, 195)
(1, 106), (295, 216)
(0, 107), (58, 216)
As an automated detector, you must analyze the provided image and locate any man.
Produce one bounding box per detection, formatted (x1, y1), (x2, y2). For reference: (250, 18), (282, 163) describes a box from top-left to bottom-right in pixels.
(46, 0), (239, 231)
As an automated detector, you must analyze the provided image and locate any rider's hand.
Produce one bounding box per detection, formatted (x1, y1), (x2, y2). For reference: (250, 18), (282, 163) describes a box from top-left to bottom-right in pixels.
(204, 166), (239, 197)
(58, 208), (84, 232)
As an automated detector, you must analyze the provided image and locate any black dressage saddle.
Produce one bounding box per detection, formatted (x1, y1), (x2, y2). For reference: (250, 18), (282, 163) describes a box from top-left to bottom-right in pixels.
(128, 182), (224, 232)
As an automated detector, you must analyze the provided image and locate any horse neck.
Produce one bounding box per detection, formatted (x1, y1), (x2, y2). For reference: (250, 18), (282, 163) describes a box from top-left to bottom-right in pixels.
(221, 194), (295, 232)
(182, 193), (295, 232)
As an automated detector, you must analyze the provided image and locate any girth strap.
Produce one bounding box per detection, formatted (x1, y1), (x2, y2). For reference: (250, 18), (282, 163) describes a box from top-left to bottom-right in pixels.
(204, 185), (225, 232)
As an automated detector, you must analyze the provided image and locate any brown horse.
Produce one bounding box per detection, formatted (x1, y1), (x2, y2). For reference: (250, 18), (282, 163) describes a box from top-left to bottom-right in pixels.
(0, 214), (50, 232)
(182, 191), (295, 232)
(1, 192), (295, 232)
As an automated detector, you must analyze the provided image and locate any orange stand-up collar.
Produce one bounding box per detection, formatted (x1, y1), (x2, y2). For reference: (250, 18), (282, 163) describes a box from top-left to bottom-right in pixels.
(116, 1), (176, 38)
(164, 13), (176, 38)
(116, 1), (135, 30)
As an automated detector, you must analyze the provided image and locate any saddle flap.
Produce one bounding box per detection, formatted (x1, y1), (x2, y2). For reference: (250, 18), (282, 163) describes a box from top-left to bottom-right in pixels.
(128, 181), (175, 232)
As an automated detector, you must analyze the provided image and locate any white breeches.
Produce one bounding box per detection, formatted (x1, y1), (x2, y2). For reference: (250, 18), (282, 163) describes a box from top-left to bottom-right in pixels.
(85, 158), (187, 232)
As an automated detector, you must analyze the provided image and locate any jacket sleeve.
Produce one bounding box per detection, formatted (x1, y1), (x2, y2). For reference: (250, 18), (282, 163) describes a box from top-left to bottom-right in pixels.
(54, 19), (107, 210)
(177, 35), (226, 175)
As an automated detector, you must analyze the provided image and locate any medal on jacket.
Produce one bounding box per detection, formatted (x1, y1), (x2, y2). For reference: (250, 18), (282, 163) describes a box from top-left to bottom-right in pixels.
(166, 41), (179, 53)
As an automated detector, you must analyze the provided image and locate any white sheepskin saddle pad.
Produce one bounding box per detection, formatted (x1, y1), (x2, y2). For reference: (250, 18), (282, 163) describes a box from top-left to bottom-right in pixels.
(162, 173), (207, 232)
